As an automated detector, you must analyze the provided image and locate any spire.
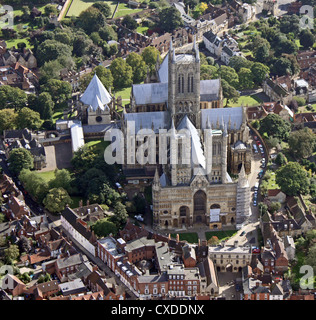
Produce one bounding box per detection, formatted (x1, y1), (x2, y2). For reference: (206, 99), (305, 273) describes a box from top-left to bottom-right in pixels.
(170, 118), (176, 137)
(194, 34), (200, 62)
(154, 167), (160, 184)
(206, 115), (211, 129)
(223, 122), (228, 137)
(238, 163), (248, 188)
(221, 116), (225, 130)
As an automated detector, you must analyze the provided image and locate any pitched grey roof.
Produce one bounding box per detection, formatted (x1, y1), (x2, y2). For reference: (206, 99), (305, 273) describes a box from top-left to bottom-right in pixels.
(124, 111), (170, 133)
(222, 46), (234, 57)
(200, 79), (221, 101)
(201, 107), (243, 130)
(177, 115), (206, 169)
(158, 53), (168, 83)
(80, 74), (111, 111)
(203, 30), (217, 43)
(132, 82), (168, 105)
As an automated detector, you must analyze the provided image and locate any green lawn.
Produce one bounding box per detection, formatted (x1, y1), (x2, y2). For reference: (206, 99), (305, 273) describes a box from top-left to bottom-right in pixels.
(170, 233), (199, 244)
(205, 230), (237, 242)
(266, 171), (279, 190)
(224, 95), (262, 108)
(66, 0), (117, 17)
(34, 170), (56, 183)
(114, 86), (131, 106)
(65, 0), (141, 18)
(114, 3), (143, 18)
(136, 25), (149, 35)
(298, 104), (316, 113)
(84, 138), (110, 153)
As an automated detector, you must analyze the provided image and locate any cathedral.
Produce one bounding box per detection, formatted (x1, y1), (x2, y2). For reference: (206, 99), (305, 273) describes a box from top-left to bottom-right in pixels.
(121, 38), (252, 230)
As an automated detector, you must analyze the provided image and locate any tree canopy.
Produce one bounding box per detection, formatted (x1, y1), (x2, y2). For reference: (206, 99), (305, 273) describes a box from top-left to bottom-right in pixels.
(8, 148), (34, 175)
(276, 162), (310, 196)
(259, 114), (291, 141)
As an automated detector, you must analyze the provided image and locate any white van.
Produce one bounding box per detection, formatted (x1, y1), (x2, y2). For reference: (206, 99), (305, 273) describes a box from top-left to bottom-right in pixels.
(254, 182), (259, 190)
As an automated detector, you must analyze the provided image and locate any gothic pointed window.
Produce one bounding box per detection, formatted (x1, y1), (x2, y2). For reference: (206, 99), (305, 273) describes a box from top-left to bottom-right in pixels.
(178, 74), (184, 93)
(187, 73), (194, 93)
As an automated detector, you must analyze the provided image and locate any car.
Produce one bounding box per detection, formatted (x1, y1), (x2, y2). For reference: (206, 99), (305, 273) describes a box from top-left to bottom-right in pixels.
(134, 215), (144, 222)
(254, 135), (258, 140)
(240, 231), (246, 236)
(252, 248), (260, 254)
(253, 200), (257, 206)
(235, 284), (241, 292)
(0, 150), (5, 155)
(261, 163), (266, 168)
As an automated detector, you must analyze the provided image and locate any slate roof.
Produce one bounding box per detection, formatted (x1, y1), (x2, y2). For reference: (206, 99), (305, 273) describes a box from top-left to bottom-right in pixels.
(201, 107), (243, 130)
(177, 115), (206, 169)
(200, 79), (221, 101)
(132, 82), (168, 105)
(80, 74), (111, 111)
(203, 30), (217, 43)
(56, 253), (87, 270)
(123, 111), (170, 133)
(61, 207), (95, 242)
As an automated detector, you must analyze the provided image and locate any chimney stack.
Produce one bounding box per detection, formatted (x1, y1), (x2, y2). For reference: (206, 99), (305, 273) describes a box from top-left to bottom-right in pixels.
(176, 234), (179, 243)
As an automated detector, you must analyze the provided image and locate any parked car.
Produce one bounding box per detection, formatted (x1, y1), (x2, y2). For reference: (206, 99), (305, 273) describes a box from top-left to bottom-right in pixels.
(235, 284), (241, 292)
(252, 248), (261, 254)
(254, 135), (258, 140)
(240, 231), (246, 236)
(253, 200), (257, 206)
(134, 215), (144, 222)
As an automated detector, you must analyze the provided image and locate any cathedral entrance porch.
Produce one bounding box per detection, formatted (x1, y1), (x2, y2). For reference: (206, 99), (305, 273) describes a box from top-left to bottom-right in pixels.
(193, 190), (208, 225)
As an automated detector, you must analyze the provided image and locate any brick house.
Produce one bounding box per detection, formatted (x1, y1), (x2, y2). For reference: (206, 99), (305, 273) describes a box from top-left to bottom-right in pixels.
(1, 274), (26, 297)
(4, 195), (30, 220)
(55, 253), (89, 282)
(25, 280), (59, 300)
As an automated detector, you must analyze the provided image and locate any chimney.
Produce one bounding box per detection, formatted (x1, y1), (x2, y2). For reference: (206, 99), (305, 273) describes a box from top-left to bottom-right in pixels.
(176, 234), (179, 243)
(198, 239), (201, 248)
(234, 240), (238, 248)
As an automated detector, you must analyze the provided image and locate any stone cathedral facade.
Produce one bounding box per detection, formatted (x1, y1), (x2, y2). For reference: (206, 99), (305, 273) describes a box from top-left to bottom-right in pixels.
(122, 38), (252, 230)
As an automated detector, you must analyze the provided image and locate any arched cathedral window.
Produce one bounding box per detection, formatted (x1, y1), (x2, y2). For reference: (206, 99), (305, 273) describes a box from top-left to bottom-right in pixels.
(187, 73), (194, 93)
(178, 74), (184, 93)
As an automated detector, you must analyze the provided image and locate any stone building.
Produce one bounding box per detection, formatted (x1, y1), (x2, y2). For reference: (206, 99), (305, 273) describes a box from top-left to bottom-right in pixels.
(121, 38), (252, 230)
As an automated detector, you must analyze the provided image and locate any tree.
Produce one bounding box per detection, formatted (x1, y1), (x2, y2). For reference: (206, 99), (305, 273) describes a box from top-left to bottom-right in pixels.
(158, 7), (184, 32)
(40, 60), (63, 81)
(272, 57), (292, 76)
(126, 52), (147, 83)
(99, 25), (118, 42)
(42, 79), (72, 109)
(109, 57), (133, 90)
(92, 2), (112, 18)
(16, 107), (43, 130)
(251, 62), (270, 86)
(0, 85), (27, 110)
(122, 15), (137, 30)
(268, 201), (281, 214)
(48, 169), (73, 194)
(8, 148), (34, 175)
(37, 273), (51, 283)
(207, 236), (219, 245)
(218, 66), (239, 89)
(43, 187), (72, 213)
(19, 169), (49, 203)
(259, 114), (291, 141)
(238, 67), (254, 90)
(221, 79), (240, 106)
(276, 162), (310, 196)
(228, 56), (253, 73)
(80, 65), (113, 92)
(4, 244), (20, 264)
(36, 39), (72, 66)
(71, 146), (99, 174)
(288, 128), (316, 159)
(305, 244), (316, 273)
(110, 202), (128, 227)
(200, 65), (218, 80)
(141, 46), (161, 74)
(300, 29), (315, 49)
(44, 4), (58, 16)
(254, 43), (270, 63)
(72, 32), (93, 57)
(0, 108), (17, 133)
(77, 6), (106, 34)
(36, 92), (54, 120)
(275, 152), (287, 166)
(18, 236), (31, 254)
(92, 219), (117, 237)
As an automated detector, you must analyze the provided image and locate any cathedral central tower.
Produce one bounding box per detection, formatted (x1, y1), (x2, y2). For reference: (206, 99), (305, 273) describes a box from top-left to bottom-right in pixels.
(168, 37), (201, 129)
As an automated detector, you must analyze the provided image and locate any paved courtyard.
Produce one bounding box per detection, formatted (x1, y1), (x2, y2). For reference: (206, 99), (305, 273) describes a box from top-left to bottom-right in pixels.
(218, 272), (243, 300)
(41, 142), (73, 172)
